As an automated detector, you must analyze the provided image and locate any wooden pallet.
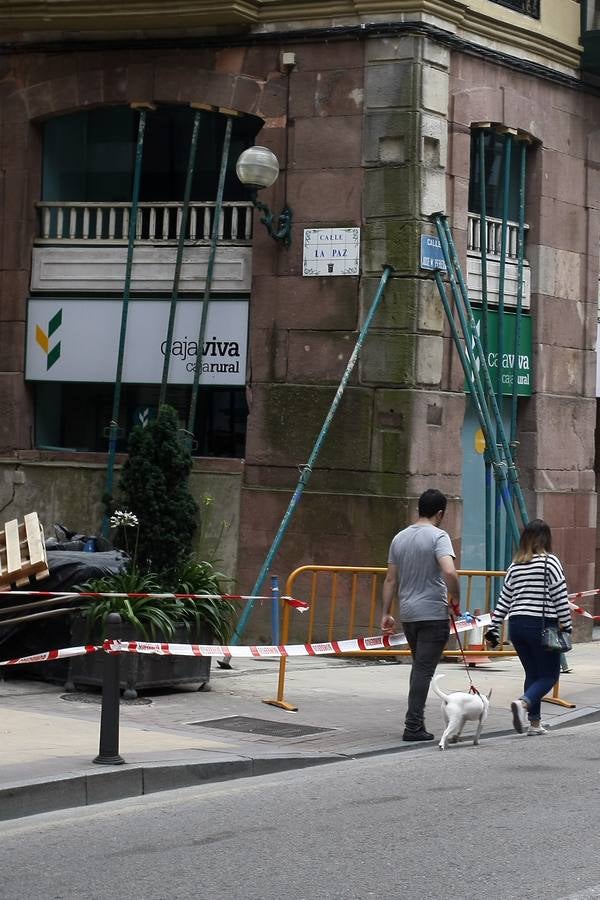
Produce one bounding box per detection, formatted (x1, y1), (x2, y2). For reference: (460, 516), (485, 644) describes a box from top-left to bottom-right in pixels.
(0, 513), (49, 590)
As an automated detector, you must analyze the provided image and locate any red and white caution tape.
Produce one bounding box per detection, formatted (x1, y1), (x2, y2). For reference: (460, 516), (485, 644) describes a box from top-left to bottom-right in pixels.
(0, 614), (491, 666)
(103, 614), (492, 660)
(0, 590), (308, 609)
(0, 644), (100, 667)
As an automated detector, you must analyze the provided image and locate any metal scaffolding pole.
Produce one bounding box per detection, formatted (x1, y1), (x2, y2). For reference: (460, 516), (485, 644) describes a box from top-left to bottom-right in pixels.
(219, 265), (394, 662)
(433, 214), (526, 542)
(504, 138), (529, 566)
(159, 107), (202, 408)
(494, 132), (512, 575)
(102, 105), (151, 537)
(478, 129), (493, 573)
(186, 113), (234, 449)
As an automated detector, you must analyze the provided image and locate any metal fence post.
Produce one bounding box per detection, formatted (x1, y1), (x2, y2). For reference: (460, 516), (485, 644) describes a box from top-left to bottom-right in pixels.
(94, 612), (125, 766)
(271, 575), (280, 646)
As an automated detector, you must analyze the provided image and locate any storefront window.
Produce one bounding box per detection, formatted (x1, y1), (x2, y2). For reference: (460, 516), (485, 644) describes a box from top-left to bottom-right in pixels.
(34, 383), (247, 457)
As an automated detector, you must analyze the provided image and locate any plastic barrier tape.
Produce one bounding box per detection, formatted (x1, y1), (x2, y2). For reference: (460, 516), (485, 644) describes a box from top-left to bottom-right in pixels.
(0, 644), (99, 667)
(102, 614), (492, 660)
(0, 591), (308, 609)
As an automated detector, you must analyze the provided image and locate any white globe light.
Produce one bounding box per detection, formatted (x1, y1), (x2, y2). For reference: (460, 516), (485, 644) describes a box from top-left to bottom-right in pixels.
(236, 146), (280, 189)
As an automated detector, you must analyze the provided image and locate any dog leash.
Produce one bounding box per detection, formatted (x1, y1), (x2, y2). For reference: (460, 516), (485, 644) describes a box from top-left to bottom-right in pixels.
(450, 613), (481, 697)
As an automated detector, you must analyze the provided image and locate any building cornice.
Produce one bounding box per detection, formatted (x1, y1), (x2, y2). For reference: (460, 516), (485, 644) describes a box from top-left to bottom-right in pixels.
(0, 0), (581, 73)
(0, 18), (587, 92)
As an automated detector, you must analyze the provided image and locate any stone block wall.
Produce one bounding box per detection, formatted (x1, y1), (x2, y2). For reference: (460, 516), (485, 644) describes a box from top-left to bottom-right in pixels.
(1, 31), (599, 642)
(449, 53), (600, 621)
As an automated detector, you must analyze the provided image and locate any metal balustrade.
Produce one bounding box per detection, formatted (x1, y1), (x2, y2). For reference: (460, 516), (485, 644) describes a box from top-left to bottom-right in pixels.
(467, 213), (528, 261)
(35, 201), (254, 244)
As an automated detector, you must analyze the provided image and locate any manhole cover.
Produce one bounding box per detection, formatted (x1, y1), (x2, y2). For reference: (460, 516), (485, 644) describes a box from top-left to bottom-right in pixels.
(61, 694), (152, 706)
(188, 715), (332, 738)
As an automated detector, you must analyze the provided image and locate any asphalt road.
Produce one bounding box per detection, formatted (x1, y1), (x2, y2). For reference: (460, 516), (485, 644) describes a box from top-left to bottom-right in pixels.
(1, 722), (600, 900)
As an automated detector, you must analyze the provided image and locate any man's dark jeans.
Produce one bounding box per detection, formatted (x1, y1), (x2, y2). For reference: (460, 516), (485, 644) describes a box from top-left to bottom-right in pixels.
(403, 619), (450, 733)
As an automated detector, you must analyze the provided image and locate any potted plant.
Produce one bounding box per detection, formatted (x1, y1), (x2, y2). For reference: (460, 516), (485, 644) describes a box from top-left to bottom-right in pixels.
(67, 406), (236, 696)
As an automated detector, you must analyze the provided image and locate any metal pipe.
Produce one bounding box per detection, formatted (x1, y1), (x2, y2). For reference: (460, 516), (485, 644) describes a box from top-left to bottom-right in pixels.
(186, 114), (233, 448)
(504, 139), (529, 566)
(495, 133), (512, 574)
(435, 215), (528, 531)
(433, 218), (521, 543)
(223, 265), (394, 652)
(102, 108), (149, 537)
(159, 108), (202, 407)
(478, 129), (493, 572)
(271, 574), (280, 645)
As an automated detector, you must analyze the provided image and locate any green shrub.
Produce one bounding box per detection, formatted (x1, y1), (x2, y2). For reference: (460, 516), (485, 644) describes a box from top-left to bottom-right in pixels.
(118, 405), (199, 583)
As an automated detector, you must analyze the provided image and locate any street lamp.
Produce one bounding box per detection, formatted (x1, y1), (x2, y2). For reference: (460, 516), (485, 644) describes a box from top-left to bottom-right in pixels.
(236, 146), (293, 248)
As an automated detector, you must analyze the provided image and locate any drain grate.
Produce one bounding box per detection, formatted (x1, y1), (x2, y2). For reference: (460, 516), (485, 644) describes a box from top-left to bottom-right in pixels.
(188, 715), (332, 738)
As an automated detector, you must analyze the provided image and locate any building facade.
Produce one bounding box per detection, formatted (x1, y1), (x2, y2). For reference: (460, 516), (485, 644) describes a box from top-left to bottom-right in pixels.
(0, 0), (597, 639)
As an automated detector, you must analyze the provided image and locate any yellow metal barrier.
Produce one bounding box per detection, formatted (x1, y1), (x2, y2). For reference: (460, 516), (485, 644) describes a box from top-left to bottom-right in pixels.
(262, 564), (574, 712)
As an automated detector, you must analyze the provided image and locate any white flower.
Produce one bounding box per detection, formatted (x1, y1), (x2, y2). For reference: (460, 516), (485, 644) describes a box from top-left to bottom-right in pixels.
(110, 510), (139, 528)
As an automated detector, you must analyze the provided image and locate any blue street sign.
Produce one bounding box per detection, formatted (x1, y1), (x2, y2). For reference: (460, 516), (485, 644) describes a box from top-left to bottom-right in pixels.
(420, 234), (448, 272)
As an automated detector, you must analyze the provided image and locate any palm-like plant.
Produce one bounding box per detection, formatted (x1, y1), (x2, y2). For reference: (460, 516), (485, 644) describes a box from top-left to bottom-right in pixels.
(176, 558), (236, 645)
(80, 570), (186, 640)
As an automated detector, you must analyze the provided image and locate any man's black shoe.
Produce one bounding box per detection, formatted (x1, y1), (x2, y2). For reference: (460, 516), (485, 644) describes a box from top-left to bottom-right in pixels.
(402, 729), (434, 742)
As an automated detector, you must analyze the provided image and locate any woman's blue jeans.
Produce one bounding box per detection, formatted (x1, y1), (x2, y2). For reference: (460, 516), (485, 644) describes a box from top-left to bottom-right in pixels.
(509, 615), (561, 721)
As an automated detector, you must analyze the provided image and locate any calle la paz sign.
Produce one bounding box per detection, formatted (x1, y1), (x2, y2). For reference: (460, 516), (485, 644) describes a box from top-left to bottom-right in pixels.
(303, 227), (360, 277)
(25, 297), (248, 386)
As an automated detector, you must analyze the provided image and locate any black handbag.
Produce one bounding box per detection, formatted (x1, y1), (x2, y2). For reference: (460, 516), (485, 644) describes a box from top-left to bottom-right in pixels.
(540, 555), (572, 653)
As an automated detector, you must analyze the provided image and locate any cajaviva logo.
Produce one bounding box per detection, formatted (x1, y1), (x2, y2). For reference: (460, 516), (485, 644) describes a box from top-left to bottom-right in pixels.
(35, 309), (62, 370)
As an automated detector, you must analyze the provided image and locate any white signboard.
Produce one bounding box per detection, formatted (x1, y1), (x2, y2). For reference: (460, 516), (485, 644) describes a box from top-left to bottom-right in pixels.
(26, 298), (248, 385)
(303, 227), (360, 277)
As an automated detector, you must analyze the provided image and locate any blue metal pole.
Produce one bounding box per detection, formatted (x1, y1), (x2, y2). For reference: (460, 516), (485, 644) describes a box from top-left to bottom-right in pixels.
(271, 575), (280, 645)
(224, 265), (394, 652)
(433, 217), (521, 543)
(478, 129), (493, 573)
(495, 133), (512, 578)
(504, 139), (529, 568)
(102, 107), (149, 537)
(435, 215), (528, 531)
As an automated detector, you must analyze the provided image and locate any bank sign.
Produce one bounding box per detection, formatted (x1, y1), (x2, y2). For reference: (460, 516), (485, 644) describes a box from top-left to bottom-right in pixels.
(466, 309), (532, 397)
(25, 298), (248, 385)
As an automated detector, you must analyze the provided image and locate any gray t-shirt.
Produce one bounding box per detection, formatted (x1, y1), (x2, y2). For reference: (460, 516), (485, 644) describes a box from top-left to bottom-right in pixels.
(387, 523), (455, 622)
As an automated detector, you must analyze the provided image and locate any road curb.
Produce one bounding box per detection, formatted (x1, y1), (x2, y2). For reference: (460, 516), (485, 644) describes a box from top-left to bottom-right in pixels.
(0, 753), (343, 823)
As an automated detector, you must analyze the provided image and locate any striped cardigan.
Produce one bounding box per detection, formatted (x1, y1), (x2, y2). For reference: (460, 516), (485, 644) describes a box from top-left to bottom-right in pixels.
(490, 553), (572, 632)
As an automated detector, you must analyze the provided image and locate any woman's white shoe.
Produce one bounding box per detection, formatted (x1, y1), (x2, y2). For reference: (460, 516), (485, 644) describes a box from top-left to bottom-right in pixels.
(511, 699), (528, 734)
(527, 724), (549, 735)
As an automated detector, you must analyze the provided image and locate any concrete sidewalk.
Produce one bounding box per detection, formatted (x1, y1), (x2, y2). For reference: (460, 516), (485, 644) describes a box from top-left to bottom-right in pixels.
(1, 642), (599, 821)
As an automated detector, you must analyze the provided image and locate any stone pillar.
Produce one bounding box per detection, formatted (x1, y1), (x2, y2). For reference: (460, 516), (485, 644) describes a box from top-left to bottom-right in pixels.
(361, 35), (463, 537)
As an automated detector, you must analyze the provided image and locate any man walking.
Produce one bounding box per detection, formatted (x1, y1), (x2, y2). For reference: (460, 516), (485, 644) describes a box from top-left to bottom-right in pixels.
(381, 488), (460, 742)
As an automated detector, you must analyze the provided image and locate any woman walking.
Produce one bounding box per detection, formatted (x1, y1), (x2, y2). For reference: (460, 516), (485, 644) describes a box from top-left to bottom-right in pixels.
(485, 519), (572, 735)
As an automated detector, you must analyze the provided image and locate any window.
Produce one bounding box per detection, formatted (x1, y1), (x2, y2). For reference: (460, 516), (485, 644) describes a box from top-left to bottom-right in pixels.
(34, 383), (247, 457)
(42, 105), (261, 204)
(468, 130), (525, 222)
(489, 0), (540, 18)
(34, 105), (259, 458)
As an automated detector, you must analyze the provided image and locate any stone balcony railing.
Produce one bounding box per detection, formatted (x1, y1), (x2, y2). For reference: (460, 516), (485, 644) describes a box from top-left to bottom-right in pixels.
(31, 200), (254, 293)
(467, 213), (528, 260)
(466, 213), (531, 311)
(36, 200), (254, 244)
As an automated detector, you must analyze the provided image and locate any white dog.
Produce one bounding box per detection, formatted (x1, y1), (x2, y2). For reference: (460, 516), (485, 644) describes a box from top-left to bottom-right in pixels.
(432, 674), (491, 751)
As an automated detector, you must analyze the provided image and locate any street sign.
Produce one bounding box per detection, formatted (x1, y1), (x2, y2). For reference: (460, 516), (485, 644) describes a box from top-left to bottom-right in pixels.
(420, 234), (447, 272)
(303, 227), (360, 277)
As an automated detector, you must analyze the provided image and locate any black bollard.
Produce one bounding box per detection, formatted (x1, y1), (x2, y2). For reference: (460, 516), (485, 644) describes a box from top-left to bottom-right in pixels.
(93, 612), (125, 765)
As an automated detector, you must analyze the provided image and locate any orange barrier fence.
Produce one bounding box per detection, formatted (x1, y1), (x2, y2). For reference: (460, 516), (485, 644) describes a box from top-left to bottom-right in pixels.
(263, 565), (574, 712)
